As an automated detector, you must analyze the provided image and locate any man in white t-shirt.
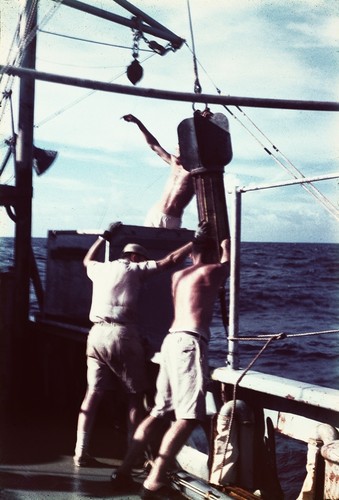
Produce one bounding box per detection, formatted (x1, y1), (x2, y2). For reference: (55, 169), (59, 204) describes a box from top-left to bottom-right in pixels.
(73, 222), (193, 467)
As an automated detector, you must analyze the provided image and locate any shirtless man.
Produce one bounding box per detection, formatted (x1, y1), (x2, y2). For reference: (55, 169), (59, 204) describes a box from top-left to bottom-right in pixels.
(111, 223), (230, 498)
(122, 114), (195, 229)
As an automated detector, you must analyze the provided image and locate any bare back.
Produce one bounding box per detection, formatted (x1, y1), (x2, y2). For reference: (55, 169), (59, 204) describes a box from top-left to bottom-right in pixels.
(122, 115), (195, 219)
(158, 155), (195, 218)
(170, 262), (229, 332)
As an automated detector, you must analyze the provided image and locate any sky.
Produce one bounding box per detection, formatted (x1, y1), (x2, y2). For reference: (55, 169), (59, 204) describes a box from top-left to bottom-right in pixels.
(0, 0), (338, 242)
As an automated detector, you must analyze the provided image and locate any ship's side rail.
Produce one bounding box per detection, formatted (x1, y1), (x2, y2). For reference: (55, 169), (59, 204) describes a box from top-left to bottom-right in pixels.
(209, 367), (339, 499)
(227, 172), (339, 370)
(212, 367), (339, 426)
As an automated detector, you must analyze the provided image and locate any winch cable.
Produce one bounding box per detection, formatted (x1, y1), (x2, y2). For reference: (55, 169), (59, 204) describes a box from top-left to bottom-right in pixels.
(183, 43), (338, 221)
(186, 0), (202, 95)
(186, 0), (230, 340)
(223, 104), (339, 221)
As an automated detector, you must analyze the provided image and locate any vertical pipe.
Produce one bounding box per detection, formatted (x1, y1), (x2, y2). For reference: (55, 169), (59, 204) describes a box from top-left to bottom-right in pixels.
(227, 188), (241, 369)
(13, 0), (36, 334)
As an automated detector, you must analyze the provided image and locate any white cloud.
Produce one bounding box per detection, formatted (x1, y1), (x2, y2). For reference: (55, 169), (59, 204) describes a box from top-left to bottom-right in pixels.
(288, 16), (339, 47)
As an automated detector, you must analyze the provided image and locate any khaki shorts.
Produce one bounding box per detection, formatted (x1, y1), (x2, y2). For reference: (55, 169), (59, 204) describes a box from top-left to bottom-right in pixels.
(86, 322), (148, 394)
(151, 332), (208, 420)
(144, 205), (181, 229)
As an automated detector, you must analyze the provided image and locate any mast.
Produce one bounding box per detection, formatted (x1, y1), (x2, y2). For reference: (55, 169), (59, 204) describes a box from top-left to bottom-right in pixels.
(13, 0), (36, 340)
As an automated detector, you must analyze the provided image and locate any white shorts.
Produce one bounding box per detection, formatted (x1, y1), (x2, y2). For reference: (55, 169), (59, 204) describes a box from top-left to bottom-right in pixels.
(86, 322), (148, 394)
(144, 205), (181, 229)
(151, 332), (209, 420)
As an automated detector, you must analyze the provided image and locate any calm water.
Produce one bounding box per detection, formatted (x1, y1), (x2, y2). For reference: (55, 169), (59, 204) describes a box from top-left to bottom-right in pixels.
(1, 237), (338, 499)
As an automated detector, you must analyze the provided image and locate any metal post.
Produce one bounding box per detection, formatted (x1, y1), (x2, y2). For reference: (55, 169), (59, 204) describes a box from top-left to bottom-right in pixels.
(227, 188), (241, 369)
(14, 0), (36, 335)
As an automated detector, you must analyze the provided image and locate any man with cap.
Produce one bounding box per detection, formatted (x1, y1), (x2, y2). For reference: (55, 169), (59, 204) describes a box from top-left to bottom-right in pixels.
(73, 221), (194, 467)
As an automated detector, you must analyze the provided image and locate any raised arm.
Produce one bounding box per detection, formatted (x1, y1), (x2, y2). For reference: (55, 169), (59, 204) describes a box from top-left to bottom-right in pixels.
(155, 222), (214, 271)
(83, 237), (105, 268)
(83, 222), (122, 268)
(156, 241), (192, 271)
(122, 114), (171, 164)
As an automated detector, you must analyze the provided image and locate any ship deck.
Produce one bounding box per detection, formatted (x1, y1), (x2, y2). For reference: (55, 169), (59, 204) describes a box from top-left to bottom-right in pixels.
(0, 409), (186, 499)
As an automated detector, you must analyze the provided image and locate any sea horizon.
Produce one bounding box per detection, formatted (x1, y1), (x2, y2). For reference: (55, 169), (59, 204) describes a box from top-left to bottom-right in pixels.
(1, 235), (338, 244)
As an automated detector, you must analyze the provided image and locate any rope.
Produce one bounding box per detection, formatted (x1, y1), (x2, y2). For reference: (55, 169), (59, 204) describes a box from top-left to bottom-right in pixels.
(218, 286), (229, 340)
(228, 328), (339, 341)
(216, 327), (338, 481)
(218, 335), (279, 483)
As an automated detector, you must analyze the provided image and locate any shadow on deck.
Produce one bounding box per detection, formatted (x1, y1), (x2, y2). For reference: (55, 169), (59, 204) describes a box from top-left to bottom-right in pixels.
(0, 404), (151, 499)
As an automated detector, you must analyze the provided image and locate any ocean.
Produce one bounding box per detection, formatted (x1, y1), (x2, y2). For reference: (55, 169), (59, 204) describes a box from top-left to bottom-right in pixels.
(1, 237), (338, 499)
(209, 241), (339, 389)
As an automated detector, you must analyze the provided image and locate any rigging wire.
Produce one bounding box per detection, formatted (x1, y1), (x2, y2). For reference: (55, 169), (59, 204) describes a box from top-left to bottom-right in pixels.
(38, 29), (154, 52)
(0, 25), (20, 121)
(183, 43), (339, 220)
(34, 53), (156, 128)
(34, 17), (178, 125)
(0, 0), (63, 122)
(226, 105), (339, 221)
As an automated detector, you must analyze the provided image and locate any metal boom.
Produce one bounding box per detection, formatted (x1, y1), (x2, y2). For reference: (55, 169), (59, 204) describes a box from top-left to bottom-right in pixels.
(1, 65), (339, 111)
(57, 0), (185, 49)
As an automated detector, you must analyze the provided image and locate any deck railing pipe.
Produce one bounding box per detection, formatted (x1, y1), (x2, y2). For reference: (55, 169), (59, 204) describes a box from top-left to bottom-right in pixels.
(240, 172), (339, 192)
(227, 187), (241, 370)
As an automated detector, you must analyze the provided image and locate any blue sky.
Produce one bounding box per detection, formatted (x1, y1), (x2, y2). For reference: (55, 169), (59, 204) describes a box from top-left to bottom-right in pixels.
(0, 0), (338, 242)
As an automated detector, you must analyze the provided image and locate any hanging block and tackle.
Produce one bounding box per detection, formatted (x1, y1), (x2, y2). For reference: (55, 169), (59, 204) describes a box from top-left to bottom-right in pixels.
(178, 110), (233, 259)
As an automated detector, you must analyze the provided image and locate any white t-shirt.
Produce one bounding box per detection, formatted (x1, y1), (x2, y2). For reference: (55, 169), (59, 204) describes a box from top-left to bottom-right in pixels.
(87, 258), (157, 324)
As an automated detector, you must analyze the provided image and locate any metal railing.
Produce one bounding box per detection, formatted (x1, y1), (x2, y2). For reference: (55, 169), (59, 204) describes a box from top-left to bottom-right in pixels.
(227, 172), (339, 369)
